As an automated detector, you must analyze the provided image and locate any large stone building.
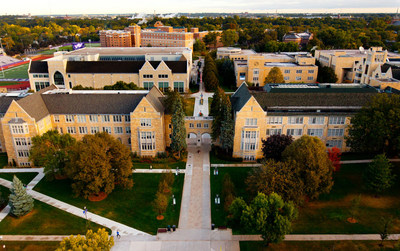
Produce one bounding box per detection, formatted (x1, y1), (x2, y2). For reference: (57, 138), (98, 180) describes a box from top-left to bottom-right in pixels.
(231, 83), (378, 160)
(217, 48), (318, 87)
(283, 32), (313, 46)
(314, 47), (400, 83)
(28, 47), (192, 93)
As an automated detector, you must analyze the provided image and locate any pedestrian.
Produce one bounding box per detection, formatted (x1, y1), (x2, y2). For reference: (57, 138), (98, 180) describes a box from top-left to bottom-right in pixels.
(116, 231), (121, 239)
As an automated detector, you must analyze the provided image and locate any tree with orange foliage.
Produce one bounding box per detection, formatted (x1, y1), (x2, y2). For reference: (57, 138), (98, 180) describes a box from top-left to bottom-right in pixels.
(328, 147), (342, 172)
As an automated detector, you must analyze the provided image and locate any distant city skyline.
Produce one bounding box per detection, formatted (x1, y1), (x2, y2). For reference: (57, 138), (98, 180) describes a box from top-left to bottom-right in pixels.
(1, 0), (398, 16)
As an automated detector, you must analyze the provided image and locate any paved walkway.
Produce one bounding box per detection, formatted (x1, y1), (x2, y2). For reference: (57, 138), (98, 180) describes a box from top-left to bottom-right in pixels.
(211, 163), (261, 167)
(133, 169), (186, 174)
(340, 159), (400, 164)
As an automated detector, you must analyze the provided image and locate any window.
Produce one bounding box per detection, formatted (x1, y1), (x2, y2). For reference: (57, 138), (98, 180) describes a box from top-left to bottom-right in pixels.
(288, 117), (303, 124)
(67, 127), (76, 134)
(102, 127), (112, 133)
(307, 128), (323, 137)
(245, 118), (257, 126)
(328, 128), (344, 137)
(77, 115), (86, 123)
(140, 132), (156, 150)
(284, 69), (290, 74)
(91, 127), (99, 134)
(309, 117), (325, 125)
(113, 115), (122, 122)
(11, 125), (28, 134)
(173, 82), (184, 93)
(284, 76), (289, 81)
(240, 131), (259, 151)
(169, 124), (172, 129)
(239, 72), (246, 80)
(125, 115), (131, 122)
(143, 82), (154, 90)
(253, 77), (259, 82)
(267, 116), (282, 124)
(253, 69), (259, 75)
(54, 71), (65, 86)
(143, 74), (153, 78)
(126, 126), (131, 134)
(308, 70), (314, 73)
(189, 123), (194, 128)
(266, 129), (282, 136)
(78, 126), (88, 134)
(296, 76), (302, 81)
(287, 128), (303, 136)
(326, 140), (343, 148)
(244, 155), (255, 161)
(101, 115), (110, 122)
(54, 115), (60, 123)
(158, 74), (168, 78)
(307, 76), (314, 81)
(128, 138), (131, 145)
(65, 115), (74, 123)
(35, 81), (50, 91)
(114, 127), (123, 134)
(329, 116), (346, 125)
(197, 123), (202, 128)
(140, 119), (151, 127)
(296, 70), (302, 74)
(17, 150), (30, 158)
(89, 115), (98, 123)
(204, 123), (209, 128)
(158, 82), (169, 92)
(14, 138), (31, 147)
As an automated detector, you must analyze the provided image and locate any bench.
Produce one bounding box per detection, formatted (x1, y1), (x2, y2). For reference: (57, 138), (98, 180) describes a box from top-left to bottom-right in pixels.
(157, 228), (167, 233)
(218, 226), (228, 230)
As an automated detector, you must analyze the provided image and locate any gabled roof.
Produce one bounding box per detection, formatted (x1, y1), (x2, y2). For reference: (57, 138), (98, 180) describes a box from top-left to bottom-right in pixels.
(382, 63), (400, 81)
(231, 82), (252, 112)
(145, 86), (165, 113)
(16, 85), (57, 121)
(29, 61), (49, 73)
(0, 96), (21, 113)
(66, 60), (187, 74)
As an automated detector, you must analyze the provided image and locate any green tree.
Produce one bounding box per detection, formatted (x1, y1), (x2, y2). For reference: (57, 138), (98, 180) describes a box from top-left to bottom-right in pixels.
(29, 130), (76, 180)
(8, 176), (34, 217)
(220, 29), (239, 47)
(210, 87), (223, 117)
(220, 94), (234, 152)
(264, 67), (285, 84)
(246, 160), (304, 205)
(66, 133), (133, 198)
(363, 154), (395, 195)
(57, 228), (114, 251)
(103, 81), (143, 90)
(193, 39), (206, 52)
(282, 135), (334, 200)
(203, 31), (218, 48)
(170, 95), (187, 158)
(241, 192), (297, 246)
(317, 65), (338, 83)
(216, 58), (236, 89)
(229, 197), (247, 227)
(152, 191), (168, 216)
(261, 134), (293, 161)
(346, 94), (400, 156)
(379, 217), (393, 247)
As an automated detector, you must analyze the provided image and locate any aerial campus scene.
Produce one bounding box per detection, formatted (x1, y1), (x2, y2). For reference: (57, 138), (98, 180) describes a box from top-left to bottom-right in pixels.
(0, 0), (400, 250)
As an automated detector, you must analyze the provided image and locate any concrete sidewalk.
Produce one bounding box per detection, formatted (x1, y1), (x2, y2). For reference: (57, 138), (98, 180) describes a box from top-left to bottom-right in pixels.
(133, 169), (186, 174)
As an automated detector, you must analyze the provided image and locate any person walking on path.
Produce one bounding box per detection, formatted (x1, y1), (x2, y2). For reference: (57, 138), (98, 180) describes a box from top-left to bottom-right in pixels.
(116, 231), (121, 239)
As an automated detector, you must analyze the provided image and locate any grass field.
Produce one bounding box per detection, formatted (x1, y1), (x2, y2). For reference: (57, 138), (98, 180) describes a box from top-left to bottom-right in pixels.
(0, 64), (29, 79)
(133, 160), (186, 169)
(0, 172), (38, 185)
(185, 98), (195, 116)
(0, 241), (59, 251)
(240, 241), (399, 251)
(209, 150), (247, 165)
(34, 173), (184, 234)
(0, 198), (109, 235)
(211, 163), (400, 234)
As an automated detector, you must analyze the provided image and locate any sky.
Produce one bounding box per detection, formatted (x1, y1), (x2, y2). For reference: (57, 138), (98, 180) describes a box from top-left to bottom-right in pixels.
(1, 0), (398, 15)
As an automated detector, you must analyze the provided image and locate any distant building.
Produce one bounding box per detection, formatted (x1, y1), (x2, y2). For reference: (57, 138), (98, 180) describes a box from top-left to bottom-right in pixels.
(100, 30), (132, 47)
(28, 47), (192, 93)
(283, 32), (313, 46)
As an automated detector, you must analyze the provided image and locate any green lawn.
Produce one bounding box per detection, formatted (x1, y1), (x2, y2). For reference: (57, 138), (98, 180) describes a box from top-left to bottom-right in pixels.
(0, 64), (29, 79)
(0, 172), (38, 184)
(0, 199), (109, 235)
(38, 49), (57, 55)
(34, 173), (184, 234)
(341, 152), (376, 160)
(210, 150), (246, 165)
(0, 152), (8, 168)
(0, 242), (60, 251)
(185, 98), (195, 116)
(211, 163), (400, 234)
(133, 160), (186, 169)
(240, 241), (398, 251)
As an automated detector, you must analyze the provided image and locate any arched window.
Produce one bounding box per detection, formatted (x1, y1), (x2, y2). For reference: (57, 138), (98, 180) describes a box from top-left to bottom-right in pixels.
(54, 71), (65, 86)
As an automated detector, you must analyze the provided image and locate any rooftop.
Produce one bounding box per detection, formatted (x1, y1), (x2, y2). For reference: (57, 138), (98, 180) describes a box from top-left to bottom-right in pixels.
(64, 47), (192, 56)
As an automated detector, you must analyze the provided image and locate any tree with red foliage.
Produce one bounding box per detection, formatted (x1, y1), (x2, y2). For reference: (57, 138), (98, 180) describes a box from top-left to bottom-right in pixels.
(328, 147), (342, 172)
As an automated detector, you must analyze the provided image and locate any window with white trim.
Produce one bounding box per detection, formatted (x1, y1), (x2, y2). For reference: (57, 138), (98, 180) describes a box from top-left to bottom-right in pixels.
(329, 116), (346, 125)
(90, 127), (99, 134)
(326, 140), (343, 148)
(307, 76), (314, 81)
(126, 127), (131, 134)
(114, 127), (123, 134)
(125, 115), (131, 122)
(54, 115), (60, 123)
(308, 117), (325, 125)
(267, 116), (282, 124)
(158, 82), (169, 92)
(140, 132), (156, 150)
(173, 82), (184, 93)
(245, 118), (257, 126)
(307, 128), (323, 137)
(239, 72), (246, 80)
(197, 123), (202, 128)
(204, 123), (209, 128)
(296, 70), (302, 74)
(287, 128), (303, 136)
(284, 76), (289, 81)
(266, 129), (282, 136)
(308, 70), (314, 73)
(78, 126), (87, 134)
(143, 74), (153, 78)
(244, 155), (255, 161)
(328, 128), (344, 137)
(89, 115), (98, 123)
(14, 138), (31, 147)
(11, 125), (28, 134)
(17, 150), (30, 157)
(102, 127), (112, 133)
(284, 69), (290, 74)
(101, 115), (110, 122)
(288, 117), (303, 124)
(240, 131), (259, 151)
(140, 119), (151, 127)
(189, 123), (194, 128)
(67, 127), (76, 134)
(65, 115), (74, 123)
(113, 115), (122, 123)
(144, 82), (154, 90)
(296, 76), (302, 81)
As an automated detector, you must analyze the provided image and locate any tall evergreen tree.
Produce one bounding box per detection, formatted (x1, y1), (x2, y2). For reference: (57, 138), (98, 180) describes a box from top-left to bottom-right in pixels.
(209, 87), (223, 117)
(220, 94), (234, 152)
(170, 96), (187, 158)
(363, 154), (395, 195)
(9, 176), (34, 217)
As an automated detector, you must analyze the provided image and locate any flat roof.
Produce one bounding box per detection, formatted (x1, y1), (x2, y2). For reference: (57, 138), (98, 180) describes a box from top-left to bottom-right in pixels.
(65, 47), (192, 56)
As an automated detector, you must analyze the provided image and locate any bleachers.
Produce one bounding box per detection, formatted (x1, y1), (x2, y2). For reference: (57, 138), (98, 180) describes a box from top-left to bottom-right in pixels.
(0, 55), (21, 67)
